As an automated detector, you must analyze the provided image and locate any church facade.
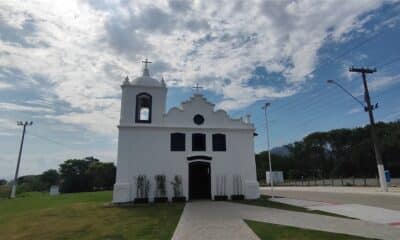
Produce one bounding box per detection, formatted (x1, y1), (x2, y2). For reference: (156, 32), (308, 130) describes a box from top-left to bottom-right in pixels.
(113, 62), (260, 203)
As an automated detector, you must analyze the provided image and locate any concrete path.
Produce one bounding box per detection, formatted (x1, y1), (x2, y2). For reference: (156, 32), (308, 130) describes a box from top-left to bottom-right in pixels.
(310, 204), (400, 226)
(262, 186), (400, 195)
(172, 201), (259, 240)
(172, 201), (400, 240)
(261, 186), (400, 211)
(270, 197), (400, 227)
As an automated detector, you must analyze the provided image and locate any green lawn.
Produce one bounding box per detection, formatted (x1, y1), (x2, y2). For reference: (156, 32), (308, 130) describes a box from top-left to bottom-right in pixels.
(0, 191), (184, 240)
(245, 220), (376, 240)
(234, 195), (353, 219)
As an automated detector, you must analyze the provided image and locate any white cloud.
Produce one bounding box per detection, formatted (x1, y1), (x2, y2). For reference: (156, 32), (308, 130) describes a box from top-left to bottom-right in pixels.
(369, 74), (400, 91)
(0, 102), (53, 113)
(0, 0), (394, 136)
(347, 107), (362, 115)
(350, 73), (400, 97)
(0, 118), (18, 129)
(45, 100), (119, 135)
(0, 118), (19, 136)
(384, 108), (400, 121)
(0, 81), (13, 89)
(216, 84), (298, 110)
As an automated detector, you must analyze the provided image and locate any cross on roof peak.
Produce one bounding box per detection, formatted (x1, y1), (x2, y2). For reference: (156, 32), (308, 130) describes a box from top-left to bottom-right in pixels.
(142, 58), (152, 68)
(142, 58), (152, 77)
(192, 83), (203, 94)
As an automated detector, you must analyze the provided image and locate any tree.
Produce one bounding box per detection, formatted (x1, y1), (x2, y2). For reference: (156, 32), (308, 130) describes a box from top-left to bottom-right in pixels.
(255, 120), (400, 179)
(16, 175), (46, 192)
(40, 169), (60, 189)
(0, 179), (7, 185)
(255, 151), (290, 181)
(59, 157), (116, 193)
(59, 157), (99, 193)
(87, 162), (116, 190)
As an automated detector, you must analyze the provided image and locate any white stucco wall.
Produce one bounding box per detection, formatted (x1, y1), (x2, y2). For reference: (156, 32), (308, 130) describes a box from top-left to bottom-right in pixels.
(113, 83), (260, 203)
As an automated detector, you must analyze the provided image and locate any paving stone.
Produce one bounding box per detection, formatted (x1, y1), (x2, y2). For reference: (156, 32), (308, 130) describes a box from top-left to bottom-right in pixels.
(172, 201), (400, 240)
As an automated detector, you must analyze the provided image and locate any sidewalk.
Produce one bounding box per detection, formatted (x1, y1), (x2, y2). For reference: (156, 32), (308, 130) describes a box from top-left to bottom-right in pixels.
(172, 201), (400, 240)
(260, 186), (400, 211)
(172, 201), (259, 240)
(270, 197), (400, 226)
(261, 186), (400, 195)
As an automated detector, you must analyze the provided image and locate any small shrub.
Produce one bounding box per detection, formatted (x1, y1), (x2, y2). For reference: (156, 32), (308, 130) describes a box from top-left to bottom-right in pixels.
(232, 175), (243, 195)
(215, 175), (227, 200)
(136, 175), (150, 199)
(171, 175), (182, 197)
(231, 194), (244, 200)
(214, 195), (228, 201)
(231, 175), (244, 200)
(155, 175), (167, 198)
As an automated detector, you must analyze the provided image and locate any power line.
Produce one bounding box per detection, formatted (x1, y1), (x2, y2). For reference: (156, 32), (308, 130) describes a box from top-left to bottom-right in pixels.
(268, 10), (400, 116)
(270, 63), (400, 124)
(383, 110), (400, 121)
(270, 83), (400, 133)
(27, 131), (74, 149)
(270, 86), (349, 123)
(304, 8), (398, 79)
(280, 83), (399, 129)
(376, 56), (400, 69)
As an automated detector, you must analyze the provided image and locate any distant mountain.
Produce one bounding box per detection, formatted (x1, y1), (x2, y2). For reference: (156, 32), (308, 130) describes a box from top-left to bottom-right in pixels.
(270, 146), (290, 156)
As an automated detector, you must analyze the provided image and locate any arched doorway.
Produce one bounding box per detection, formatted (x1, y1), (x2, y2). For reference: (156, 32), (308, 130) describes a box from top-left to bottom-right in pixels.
(189, 161), (211, 200)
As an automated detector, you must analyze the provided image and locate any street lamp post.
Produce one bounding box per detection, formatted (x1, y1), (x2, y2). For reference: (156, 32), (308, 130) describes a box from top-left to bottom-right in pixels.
(327, 76), (388, 192)
(262, 102), (274, 198)
(10, 121), (33, 198)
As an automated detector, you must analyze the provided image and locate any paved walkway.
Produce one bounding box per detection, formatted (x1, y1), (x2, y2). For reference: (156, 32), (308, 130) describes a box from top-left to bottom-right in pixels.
(172, 201), (400, 240)
(271, 197), (400, 226)
(261, 187), (400, 210)
(262, 186), (400, 195)
(172, 201), (259, 240)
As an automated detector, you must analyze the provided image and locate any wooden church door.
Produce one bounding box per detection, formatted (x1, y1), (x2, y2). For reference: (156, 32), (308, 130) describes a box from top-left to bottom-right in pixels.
(189, 161), (211, 199)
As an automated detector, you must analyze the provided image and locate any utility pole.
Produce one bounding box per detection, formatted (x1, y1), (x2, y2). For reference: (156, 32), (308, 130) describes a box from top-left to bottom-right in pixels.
(349, 67), (388, 192)
(262, 103), (274, 198)
(10, 121), (33, 198)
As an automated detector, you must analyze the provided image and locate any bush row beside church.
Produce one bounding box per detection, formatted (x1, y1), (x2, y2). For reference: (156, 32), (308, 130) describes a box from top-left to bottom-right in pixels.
(132, 174), (245, 203)
(134, 175), (186, 203)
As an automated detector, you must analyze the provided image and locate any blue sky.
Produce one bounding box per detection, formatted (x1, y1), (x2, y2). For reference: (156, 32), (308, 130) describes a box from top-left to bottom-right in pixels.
(0, 0), (400, 179)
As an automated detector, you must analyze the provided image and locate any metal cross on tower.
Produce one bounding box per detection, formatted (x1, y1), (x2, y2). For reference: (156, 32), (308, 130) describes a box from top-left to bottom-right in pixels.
(192, 83), (203, 94)
(142, 58), (152, 68)
(142, 58), (152, 76)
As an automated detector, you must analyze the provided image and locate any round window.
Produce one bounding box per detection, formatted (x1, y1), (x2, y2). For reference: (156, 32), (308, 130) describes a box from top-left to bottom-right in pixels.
(193, 114), (204, 125)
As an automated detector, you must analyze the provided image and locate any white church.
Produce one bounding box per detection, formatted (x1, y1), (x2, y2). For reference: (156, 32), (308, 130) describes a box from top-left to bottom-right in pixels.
(113, 60), (260, 203)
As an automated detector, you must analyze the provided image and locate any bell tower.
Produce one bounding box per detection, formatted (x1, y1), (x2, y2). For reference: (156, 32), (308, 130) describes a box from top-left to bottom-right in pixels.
(120, 59), (167, 126)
